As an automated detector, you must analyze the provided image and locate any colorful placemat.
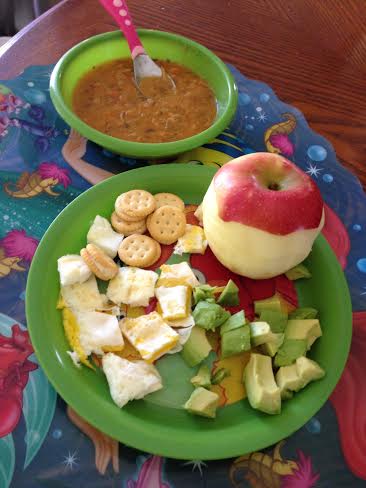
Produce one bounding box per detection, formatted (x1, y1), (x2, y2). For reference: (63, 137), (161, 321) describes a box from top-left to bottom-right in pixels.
(0, 64), (365, 488)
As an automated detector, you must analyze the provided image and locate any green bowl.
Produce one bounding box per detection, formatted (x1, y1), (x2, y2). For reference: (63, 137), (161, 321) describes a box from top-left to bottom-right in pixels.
(26, 164), (352, 460)
(49, 30), (238, 158)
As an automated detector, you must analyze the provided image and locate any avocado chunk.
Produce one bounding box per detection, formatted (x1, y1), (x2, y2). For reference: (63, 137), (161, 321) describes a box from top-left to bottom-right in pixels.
(221, 324), (251, 358)
(193, 300), (230, 331)
(259, 310), (288, 333)
(261, 333), (285, 357)
(254, 295), (282, 315)
(250, 321), (276, 347)
(285, 319), (322, 350)
(276, 364), (303, 399)
(285, 264), (312, 280)
(181, 326), (212, 367)
(193, 284), (217, 305)
(220, 310), (246, 335)
(244, 353), (281, 415)
(296, 356), (325, 387)
(190, 364), (211, 388)
(184, 387), (219, 418)
(289, 307), (318, 319)
(217, 279), (240, 306)
(274, 339), (308, 367)
(211, 367), (230, 385)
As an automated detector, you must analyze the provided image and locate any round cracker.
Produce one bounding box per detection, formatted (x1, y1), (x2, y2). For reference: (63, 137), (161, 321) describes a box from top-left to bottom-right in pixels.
(115, 190), (156, 219)
(111, 212), (146, 236)
(118, 235), (159, 268)
(154, 193), (185, 211)
(147, 205), (186, 245)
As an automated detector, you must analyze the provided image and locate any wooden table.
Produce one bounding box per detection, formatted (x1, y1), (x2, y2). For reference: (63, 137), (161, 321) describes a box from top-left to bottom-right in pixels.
(0, 0), (365, 187)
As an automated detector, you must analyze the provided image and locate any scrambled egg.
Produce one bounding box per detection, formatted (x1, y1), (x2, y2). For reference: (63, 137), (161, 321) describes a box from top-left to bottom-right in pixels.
(155, 285), (191, 321)
(157, 261), (199, 288)
(174, 224), (207, 255)
(120, 311), (179, 363)
(87, 215), (124, 258)
(107, 267), (158, 307)
(62, 307), (93, 369)
(102, 353), (162, 408)
(57, 254), (91, 286)
(61, 275), (106, 312)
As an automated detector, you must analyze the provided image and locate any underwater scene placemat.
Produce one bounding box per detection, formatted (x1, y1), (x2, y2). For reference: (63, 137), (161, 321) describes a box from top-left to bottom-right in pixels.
(0, 63), (365, 487)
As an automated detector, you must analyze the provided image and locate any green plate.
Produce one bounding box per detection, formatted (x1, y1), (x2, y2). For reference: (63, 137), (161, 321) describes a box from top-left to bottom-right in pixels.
(26, 164), (352, 460)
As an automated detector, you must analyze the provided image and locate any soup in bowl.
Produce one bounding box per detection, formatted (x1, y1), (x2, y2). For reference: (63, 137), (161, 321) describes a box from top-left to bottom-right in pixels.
(50, 30), (238, 158)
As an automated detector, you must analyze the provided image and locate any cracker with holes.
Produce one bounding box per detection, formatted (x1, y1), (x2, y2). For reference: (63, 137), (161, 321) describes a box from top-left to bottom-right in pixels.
(154, 193), (185, 211)
(147, 205), (186, 245)
(111, 211), (147, 236)
(118, 235), (161, 267)
(115, 190), (156, 220)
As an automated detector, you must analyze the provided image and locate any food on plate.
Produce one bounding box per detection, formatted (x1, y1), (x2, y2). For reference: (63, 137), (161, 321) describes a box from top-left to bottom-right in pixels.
(87, 215), (124, 258)
(102, 354), (162, 408)
(174, 224), (208, 255)
(56, 187), (325, 418)
(106, 267), (158, 307)
(117, 234), (161, 268)
(155, 285), (191, 320)
(120, 311), (179, 362)
(72, 59), (217, 143)
(147, 205), (186, 245)
(181, 326), (212, 367)
(285, 263), (312, 280)
(201, 153), (324, 279)
(154, 192), (185, 211)
(80, 243), (119, 281)
(244, 353), (281, 415)
(184, 387), (219, 419)
(115, 189), (156, 219)
(57, 254), (91, 286)
(111, 211), (147, 236)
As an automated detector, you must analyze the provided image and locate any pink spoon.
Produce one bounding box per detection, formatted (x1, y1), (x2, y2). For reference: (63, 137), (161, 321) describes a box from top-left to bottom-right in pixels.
(99, 0), (175, 94)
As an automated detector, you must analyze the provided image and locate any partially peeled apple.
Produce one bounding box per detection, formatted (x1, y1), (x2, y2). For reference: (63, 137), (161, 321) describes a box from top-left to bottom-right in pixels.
(202, 153), (324, 279)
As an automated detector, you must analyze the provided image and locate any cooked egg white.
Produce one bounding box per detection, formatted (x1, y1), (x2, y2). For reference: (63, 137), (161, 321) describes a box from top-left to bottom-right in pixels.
(157, 261), (199, 288)
(57, 254), (92, 286)
(107, 267), (158, 307)
(120, 311), (179, 362)
(102, 353), (162, 408)
(61, 275), (106, 312)
(174, 224), (208, 255)
(166, 314), (195, 328)
(87, 215), (124, 258)
(155, 285), (190, 321)
(76, 310), (124, 356)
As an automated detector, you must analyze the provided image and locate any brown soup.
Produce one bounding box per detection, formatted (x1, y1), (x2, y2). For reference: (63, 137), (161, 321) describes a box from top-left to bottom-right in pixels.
(72, 59), (217, 143)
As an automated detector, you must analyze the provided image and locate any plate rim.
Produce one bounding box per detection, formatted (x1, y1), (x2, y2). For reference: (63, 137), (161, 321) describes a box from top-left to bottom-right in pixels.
(26, 164), (352, 459)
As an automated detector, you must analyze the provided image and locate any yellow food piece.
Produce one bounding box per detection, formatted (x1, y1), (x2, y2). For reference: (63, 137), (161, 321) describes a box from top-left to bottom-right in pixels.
(174, 224), (208, 255)
(157, 262), (199, 288)
(155, 285), (191, 321)
(61, 307), (93, 369)
(56, 293), (65, 309)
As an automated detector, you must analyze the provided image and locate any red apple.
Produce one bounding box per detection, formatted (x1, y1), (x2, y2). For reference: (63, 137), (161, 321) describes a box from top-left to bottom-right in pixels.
(202, 153), (324, 279)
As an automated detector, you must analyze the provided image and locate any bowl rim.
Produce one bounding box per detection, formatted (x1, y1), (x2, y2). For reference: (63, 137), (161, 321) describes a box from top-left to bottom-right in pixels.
(49, 29), (238, 158)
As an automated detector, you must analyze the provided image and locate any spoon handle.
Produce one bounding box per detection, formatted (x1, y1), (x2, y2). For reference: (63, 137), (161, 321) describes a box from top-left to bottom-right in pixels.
(98, 0), (145, 59)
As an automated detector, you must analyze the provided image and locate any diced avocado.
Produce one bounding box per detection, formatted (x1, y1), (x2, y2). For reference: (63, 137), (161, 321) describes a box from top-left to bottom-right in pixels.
(193, 284), (217, 305)
(220, 310), (245, 335)
(243, 353), (281, 415)
(184, 387), (219, 418)
(193, 300), (230, 331)
(259, 310), (288, 333)
(274, 339), (307, 367)
(221, 324), (250, 358)
(285, 264), (312, 280)
(254, 295), (282, 315)
(217, 279), (240, 306)
(211, 367), (230, 385)
(181, 327), (212, 367)
(250, 321), (275, 347)
(289, 307), (318, 319)
(261, 333), (285, 357)
(190, 365), (211, 388)
(296, 356), (325, 387)
(285, 319), (322, 350)
(276, 364), (304, 399)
